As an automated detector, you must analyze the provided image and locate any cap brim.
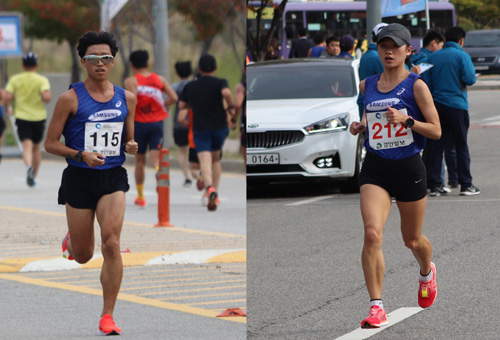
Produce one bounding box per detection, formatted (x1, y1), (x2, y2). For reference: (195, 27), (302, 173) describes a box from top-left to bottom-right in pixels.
(378, 35), (407, 47)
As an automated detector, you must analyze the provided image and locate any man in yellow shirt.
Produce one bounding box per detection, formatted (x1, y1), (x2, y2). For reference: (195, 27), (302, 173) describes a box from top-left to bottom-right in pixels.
(5, 52), (51, 187)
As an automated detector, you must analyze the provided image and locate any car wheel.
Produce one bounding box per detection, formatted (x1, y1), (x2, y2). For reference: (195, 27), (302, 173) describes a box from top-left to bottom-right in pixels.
(338, 134), (365, 193)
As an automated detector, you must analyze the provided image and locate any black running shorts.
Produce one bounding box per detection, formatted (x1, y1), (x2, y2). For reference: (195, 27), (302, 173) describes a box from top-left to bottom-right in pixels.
(15, 118), (46, 144)
(359, 151), (427, 202)
(58, 166), (130, 209)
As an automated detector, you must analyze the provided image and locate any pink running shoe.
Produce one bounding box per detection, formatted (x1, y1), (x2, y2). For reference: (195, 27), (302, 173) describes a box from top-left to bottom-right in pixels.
(98, 314), (121, 336)
(418, 262), (437, 308)
(62, 232), (74, 260)
(206, 186), (218, 211)
(361, 305), (388, 328)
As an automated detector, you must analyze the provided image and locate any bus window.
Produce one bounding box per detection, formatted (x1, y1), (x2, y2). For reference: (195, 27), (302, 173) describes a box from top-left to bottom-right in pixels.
(304, 11), (366, 40)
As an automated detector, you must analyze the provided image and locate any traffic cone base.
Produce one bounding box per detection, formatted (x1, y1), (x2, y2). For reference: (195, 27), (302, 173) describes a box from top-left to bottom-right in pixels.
(216, 308), (247, 317)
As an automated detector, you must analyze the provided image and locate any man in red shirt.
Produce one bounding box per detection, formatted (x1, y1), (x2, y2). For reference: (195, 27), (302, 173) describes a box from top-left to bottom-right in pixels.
(124, 50), (178, 207)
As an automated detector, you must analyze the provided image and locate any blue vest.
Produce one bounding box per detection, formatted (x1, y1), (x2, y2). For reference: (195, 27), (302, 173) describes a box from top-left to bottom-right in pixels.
(63, 82), (128, 169)
(363, 72), (426, 160)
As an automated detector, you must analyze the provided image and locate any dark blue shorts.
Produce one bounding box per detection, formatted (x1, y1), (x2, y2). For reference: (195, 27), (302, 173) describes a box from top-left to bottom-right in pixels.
(58, 166), (129, 209)
(360, 151), (427, 202)
(134, 121), (164, 154)
(193, 128), (229, 153)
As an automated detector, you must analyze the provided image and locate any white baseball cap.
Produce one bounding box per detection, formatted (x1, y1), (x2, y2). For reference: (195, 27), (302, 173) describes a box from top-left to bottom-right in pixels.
(372, 23), (389, 37)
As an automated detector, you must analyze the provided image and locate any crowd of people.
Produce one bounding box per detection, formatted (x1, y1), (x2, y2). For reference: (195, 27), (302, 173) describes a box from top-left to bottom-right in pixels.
(0, 30), (243, 335)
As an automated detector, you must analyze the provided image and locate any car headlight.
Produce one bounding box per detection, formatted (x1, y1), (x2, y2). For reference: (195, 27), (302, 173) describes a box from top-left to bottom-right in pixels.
(304, 114), (349, 134)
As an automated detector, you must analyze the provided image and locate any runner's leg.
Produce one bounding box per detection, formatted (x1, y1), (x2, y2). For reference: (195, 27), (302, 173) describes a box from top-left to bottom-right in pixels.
(397, 198), (432, 276)
(96, 191), (125, 317)
(32, 142), (42, 178)
(198, 151), (213, 188)
(211, 151), (222, 191)
(65, 205), (96, 264)
(360, 184), (392, 300)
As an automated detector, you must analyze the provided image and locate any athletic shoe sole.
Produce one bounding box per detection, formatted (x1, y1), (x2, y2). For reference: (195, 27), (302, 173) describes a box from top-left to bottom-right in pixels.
(207, 191), (218, 211)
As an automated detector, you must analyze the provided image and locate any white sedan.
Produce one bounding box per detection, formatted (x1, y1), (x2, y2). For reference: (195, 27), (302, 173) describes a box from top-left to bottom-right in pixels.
(246, 58), (365, 193)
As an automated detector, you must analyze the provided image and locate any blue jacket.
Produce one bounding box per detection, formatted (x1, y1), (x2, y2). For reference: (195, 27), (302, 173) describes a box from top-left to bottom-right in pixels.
(357, 43), (384, 117)
(411, 48), (432, 65)
(424, 42), (476, 110)
(359, 43), (384, 80)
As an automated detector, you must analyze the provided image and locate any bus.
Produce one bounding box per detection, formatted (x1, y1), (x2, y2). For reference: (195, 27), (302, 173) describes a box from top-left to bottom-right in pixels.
(247, 0), (456, 59)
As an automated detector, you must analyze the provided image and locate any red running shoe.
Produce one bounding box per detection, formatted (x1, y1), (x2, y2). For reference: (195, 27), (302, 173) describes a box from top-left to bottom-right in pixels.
(361, 305), (388, 328)
(134, 196), (147, 208)
(418, 262), (437, 308)
(196, 176), (205, 191)
(62, 232), (74, 260)
(98, 314), (121, 336)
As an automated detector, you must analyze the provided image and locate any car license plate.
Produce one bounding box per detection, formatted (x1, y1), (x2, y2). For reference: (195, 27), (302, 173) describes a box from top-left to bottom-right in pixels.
(247, 153), (280, 165)
(474, 66), (489, 70)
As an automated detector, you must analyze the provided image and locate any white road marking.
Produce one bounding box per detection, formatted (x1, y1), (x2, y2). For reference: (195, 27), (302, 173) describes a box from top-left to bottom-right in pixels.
(334, 307), (423, 340)
(285, 195), (335, 206)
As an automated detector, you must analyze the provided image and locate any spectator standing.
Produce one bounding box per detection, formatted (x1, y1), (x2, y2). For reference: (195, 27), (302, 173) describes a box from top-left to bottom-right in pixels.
(308, 32), (326, 58)
(4, 52), (51, 187)
(319, 35), (341, 58)
(337, 34), (355, 59)
(412, 29), (458, 192)
(424, 26), (479, 196)
(172, 61), (195, 187)
(289, 27), (314, 58)
(178, 55), (237, 211)
(44, 30), (138, 335)
(124, 50), (178, 208)
(411, 29), (445, 65)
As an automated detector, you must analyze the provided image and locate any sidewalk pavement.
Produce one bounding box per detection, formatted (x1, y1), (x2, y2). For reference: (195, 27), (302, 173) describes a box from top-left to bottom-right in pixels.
(0, 153), (246, 273)
(470, 75), (500, 90)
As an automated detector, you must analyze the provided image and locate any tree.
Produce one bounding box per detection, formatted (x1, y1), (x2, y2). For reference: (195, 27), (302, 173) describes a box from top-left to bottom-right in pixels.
(451, 0), (500, 30)
(170, 0), (244, 57)
(2, 0), (100, 83)
(246, 0), (288, 62)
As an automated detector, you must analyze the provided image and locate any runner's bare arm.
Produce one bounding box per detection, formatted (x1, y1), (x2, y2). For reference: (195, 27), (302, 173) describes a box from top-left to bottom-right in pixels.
(123, 77), (138, 96)
(124, 90), (138, 155)
(178, 108), (189, 128)
(160, 76), (178, 108)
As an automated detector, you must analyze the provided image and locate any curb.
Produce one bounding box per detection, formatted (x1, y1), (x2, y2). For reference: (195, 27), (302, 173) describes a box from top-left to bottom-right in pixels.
(2, 148), (246, 174)
(0, 249), (246, 273)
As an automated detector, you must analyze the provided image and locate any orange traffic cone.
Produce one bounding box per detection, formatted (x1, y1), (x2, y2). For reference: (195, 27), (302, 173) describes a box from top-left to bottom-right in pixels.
(155, 148), (175, 227)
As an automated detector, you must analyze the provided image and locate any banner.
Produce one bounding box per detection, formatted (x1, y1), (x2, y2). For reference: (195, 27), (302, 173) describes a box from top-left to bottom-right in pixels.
(101, 0), (129, 31)
(381, 0), (426, 17)
(107, 0), (130, 21)
(0, 13), (22, 58)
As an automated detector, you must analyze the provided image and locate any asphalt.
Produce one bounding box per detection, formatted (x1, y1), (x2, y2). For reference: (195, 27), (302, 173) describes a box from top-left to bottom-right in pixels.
(0, 143), (246, 274)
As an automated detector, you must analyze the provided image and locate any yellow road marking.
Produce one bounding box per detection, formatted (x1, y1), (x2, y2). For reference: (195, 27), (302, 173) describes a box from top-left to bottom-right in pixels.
(187, 299), (247, 306)
(208, 250), (246, 263)
(0, 273), (246, 324)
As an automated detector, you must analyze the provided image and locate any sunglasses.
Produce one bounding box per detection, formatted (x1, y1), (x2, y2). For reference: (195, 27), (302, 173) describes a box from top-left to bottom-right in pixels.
(83, 55), (114, 65)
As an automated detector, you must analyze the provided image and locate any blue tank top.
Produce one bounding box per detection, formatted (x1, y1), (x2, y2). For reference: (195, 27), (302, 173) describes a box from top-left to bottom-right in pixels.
(0, 106), (3, 118)
(63, 82), (128, 169)
(363, 72), (426, 160)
